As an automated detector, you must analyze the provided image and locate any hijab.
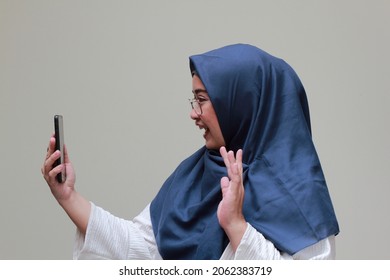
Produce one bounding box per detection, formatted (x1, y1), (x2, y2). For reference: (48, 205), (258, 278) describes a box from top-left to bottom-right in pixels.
(150, 44), (339, 259)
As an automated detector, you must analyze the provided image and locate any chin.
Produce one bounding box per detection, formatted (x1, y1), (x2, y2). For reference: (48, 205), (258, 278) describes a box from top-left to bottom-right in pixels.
(205, 143), (216, 150)
(205, 142), (223, 151)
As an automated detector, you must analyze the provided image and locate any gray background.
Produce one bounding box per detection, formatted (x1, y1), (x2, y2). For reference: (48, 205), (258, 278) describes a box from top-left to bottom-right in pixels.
(1, 0), (389, 259)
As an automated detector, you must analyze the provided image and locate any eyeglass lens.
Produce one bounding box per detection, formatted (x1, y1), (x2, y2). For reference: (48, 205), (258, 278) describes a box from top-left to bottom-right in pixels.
(190, 99), (202, 115)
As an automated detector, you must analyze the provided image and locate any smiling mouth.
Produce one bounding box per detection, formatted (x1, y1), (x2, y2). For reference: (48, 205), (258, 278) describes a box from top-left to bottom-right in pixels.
(202, 127), (209, 139)
(196, 122), (209, 139)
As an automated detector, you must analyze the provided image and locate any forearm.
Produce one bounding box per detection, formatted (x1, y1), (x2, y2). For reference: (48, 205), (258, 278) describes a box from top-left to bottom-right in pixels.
(223, 223), (335, 260)
(221, 223), (289, 260)
(74, 203), (157, 260)
(58, 191), (91, 235)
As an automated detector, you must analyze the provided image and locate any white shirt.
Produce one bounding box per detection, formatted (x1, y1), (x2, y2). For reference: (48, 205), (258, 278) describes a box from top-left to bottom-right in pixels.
(73, 202), (335, 260)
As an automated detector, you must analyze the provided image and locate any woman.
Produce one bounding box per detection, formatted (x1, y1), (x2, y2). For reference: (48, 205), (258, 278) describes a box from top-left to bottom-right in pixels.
(42, 44), (339, 259)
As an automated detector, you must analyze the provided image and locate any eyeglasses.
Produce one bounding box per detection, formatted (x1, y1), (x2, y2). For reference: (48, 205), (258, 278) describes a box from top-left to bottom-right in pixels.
(189, 98), (203, 115)
(189, 89), (209, 115)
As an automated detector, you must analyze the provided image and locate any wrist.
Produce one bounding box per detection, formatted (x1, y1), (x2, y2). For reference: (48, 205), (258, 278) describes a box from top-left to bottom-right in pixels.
(223, 218), (247, 252)
(57, 190), (91, 235)
(57, 189), (77, 208)
(224, 218), (247, 237)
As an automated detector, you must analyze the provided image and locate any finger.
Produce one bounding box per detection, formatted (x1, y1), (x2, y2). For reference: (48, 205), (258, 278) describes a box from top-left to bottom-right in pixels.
(220, 146), (231, 170)
(47, 164), (64, 184)
(236, 149), (243, 173)
(236, 149), (242, 162)
(48, 135), (56, 153)
(43, 150), (61, 175)
(43, 136), (55, 174)
(227, 150), (236, 165)
(63, 144), (70, 163)
(45, 136), (56, 160)
(220, 176), (229, 190)
(230, 163), (241, 184)
(226, 150), (240, 178)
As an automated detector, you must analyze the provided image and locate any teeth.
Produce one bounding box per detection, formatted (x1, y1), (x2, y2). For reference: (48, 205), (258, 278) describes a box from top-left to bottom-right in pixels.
(197, 125), (208, 132)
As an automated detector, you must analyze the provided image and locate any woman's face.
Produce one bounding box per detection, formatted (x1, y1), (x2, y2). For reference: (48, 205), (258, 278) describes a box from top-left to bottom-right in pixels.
(190, 75), (225, 150)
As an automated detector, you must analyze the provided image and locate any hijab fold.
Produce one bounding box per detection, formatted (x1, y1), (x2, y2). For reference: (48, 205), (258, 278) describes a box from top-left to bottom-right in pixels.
(150, 44), (339, 259)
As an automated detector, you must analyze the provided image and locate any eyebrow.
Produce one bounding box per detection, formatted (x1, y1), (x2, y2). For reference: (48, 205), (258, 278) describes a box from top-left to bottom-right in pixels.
(192, 89), (208, 95)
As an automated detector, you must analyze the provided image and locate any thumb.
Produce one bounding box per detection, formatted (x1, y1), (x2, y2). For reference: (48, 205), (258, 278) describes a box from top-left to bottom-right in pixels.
(220, 176), (229, 193)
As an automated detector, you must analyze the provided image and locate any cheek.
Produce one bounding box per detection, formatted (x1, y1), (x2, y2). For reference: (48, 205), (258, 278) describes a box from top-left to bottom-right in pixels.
(205, 117), (225, 144)
(201, 105), (225, 144)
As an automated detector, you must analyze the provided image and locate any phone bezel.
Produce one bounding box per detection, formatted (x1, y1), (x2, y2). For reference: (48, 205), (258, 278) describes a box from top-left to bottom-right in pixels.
(54, 115), (66, 183)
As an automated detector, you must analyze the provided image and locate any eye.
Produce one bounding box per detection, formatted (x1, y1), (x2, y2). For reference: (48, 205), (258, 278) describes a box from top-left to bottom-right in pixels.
(192, 89), (209, 102)
(197, 97), (208, 103)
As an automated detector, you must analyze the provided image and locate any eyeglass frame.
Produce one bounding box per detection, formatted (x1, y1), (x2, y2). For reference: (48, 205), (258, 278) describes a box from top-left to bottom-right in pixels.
(189, 89), (209, 115)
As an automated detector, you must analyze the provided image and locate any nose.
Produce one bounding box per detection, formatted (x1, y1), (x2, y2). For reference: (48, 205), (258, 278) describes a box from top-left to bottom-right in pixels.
(190, 107), (199, 120)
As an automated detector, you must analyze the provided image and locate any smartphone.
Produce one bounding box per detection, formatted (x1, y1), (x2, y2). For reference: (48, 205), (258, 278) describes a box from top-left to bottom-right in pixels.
(54, 115), (66, 183)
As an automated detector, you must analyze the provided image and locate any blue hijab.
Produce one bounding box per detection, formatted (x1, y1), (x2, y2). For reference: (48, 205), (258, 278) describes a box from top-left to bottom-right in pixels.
(150, 44), (339, 259)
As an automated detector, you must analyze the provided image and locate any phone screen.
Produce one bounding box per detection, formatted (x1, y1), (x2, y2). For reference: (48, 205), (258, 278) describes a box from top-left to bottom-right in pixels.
(54, 115), (66, 183)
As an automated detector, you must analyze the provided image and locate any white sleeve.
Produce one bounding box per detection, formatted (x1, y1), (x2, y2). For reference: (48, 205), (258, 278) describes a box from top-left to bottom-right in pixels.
(220, 223), (336, 260)
(73, 202), (161, 260)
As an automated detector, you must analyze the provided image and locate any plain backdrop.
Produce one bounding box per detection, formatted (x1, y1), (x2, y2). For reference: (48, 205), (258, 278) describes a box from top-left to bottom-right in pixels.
(1, 0), (389, 259)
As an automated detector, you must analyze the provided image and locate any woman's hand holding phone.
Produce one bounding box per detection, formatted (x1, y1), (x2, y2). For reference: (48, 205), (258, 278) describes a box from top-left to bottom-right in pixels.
(41, 116), (91, 235)
(42, 133), (76, 202)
